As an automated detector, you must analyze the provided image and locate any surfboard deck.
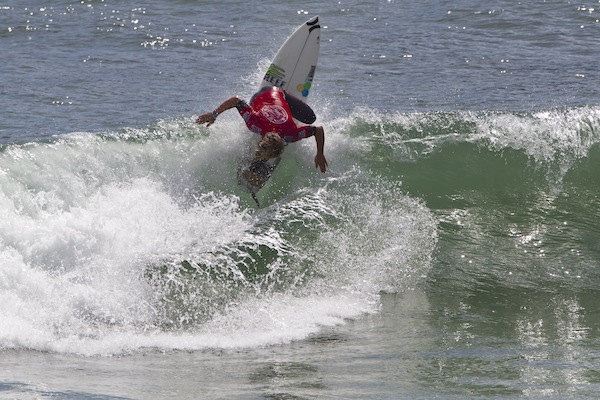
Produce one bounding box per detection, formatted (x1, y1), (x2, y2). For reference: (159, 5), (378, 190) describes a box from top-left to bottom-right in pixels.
(238, 16), (321, 206)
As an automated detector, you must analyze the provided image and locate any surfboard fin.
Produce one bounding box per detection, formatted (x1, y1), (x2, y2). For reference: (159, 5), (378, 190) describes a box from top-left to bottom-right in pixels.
(251, 192), (261, 207)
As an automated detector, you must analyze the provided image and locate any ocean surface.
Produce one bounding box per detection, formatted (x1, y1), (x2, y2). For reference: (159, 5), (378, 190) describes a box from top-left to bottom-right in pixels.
(1, 0), (600, 398)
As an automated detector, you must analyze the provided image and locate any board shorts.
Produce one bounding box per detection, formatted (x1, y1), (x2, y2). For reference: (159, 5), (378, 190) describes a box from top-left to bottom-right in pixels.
(235, 87), (317, 143)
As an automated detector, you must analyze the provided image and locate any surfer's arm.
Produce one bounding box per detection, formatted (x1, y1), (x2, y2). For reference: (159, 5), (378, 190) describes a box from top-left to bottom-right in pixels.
(196, 96), (244, 126)
(314, 126), (328, 173)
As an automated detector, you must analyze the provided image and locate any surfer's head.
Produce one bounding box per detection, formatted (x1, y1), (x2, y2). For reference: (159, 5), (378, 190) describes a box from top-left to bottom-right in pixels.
(256, 132), (285, 160)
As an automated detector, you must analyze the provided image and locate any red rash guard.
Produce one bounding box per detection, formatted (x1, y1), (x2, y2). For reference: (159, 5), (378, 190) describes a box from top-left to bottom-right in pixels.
(236, 87), (314, 143)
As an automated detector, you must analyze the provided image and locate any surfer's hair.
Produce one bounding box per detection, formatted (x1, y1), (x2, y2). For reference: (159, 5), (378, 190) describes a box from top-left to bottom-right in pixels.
(258, 132), (285, 158)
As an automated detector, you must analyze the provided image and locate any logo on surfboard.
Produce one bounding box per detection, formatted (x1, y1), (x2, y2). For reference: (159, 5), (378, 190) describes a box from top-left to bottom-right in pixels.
(296, 82), (311, 97)
(296, 65), (316, 96)
(264, 64), (287, 87)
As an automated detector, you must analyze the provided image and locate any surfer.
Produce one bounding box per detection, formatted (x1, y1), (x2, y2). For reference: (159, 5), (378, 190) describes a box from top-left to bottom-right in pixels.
(196, 86), (328, 173)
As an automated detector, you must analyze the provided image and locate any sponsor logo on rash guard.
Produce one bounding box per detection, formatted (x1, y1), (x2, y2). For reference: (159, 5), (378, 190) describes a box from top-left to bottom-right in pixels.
(241, 110), (251, 123)
(249, 124), (262, 134)
(260, 105), (288, 125)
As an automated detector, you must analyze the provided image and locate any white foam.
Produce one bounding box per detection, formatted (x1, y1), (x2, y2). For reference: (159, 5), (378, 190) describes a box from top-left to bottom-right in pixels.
(0, 117), (438, 355)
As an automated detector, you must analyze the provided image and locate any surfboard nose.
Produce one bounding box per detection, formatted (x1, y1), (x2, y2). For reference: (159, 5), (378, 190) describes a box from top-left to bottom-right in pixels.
(306, 16), (319, 26)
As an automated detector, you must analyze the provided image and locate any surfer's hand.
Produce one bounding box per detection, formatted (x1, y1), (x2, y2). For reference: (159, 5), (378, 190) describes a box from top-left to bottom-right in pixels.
(196, 112), (216, 127)
(315, 154), (328, 173)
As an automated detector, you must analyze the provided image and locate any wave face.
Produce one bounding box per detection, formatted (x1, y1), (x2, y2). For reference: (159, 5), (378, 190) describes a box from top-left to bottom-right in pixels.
(362, 106), (600, 293)
(0, 116), (437, 354)
(1, 105), (599, 354)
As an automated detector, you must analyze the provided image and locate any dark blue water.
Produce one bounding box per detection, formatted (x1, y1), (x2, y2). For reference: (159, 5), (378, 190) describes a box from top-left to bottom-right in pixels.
(3, 1), (598, 140)
(1, 1), (600, 398)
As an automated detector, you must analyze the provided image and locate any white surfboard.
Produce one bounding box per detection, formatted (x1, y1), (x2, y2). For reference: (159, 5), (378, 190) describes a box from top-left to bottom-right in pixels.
(261, 15), (320, 98)
(238, 16), (321, 206)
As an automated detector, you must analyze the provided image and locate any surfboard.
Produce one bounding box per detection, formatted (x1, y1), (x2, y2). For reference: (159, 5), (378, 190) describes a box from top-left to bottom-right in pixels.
(238, 16), (321, 206)
(260, 15), (320, 97)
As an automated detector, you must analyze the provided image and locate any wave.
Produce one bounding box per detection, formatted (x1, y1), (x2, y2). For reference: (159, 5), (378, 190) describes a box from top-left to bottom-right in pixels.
(350, 106), (600, 293)
(1, 105), (598, 354)
(0, 116), (436, 354)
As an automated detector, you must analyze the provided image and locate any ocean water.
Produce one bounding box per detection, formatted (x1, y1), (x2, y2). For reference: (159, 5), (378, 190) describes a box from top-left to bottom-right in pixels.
(1, 0), (600, 398)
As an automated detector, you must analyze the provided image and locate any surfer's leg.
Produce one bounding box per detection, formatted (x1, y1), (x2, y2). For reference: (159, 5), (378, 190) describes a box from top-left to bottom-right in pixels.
(250, 86), (272, 103)
(284, 91), (316, 124)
